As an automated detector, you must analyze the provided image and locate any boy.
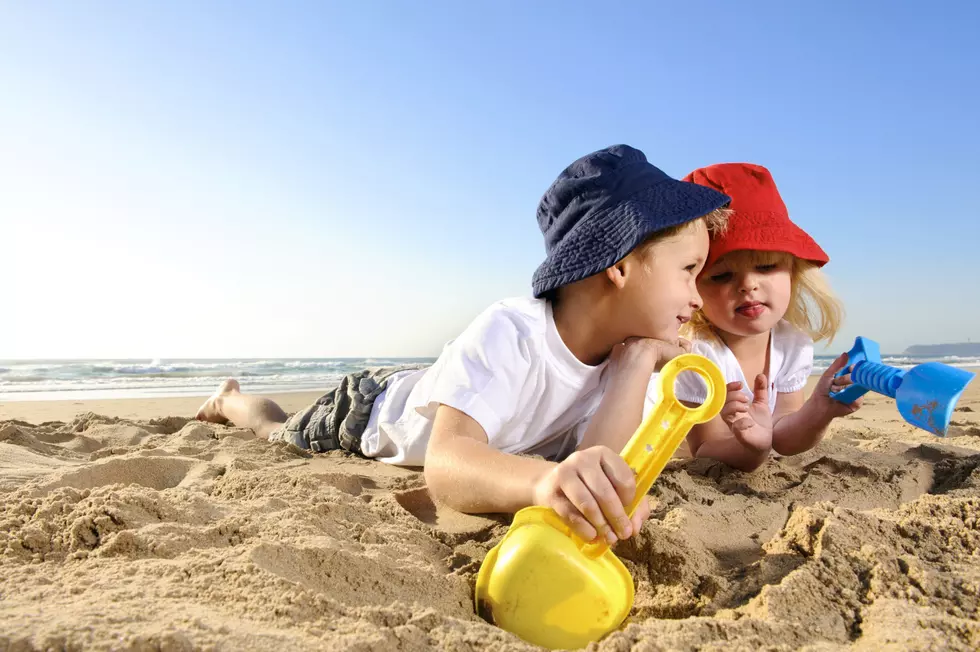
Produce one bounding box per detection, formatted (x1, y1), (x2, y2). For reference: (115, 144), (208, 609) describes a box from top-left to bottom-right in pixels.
(197, 144), (729, 545)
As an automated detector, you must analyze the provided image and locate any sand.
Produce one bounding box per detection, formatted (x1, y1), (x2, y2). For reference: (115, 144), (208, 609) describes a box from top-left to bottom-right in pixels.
(2, 378), (980, 651)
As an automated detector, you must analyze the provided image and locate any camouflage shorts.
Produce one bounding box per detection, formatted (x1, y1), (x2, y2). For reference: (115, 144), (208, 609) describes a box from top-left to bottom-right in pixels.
(268, 365), (427, 454)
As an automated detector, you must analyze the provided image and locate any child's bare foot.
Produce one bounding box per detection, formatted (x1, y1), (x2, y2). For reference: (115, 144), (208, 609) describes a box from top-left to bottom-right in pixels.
(195, 379), (240, 424)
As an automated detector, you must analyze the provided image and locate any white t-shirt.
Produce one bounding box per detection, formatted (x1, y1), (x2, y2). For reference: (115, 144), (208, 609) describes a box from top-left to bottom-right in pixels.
(359, 297), (610, 467)
(645, 320), (814, 416)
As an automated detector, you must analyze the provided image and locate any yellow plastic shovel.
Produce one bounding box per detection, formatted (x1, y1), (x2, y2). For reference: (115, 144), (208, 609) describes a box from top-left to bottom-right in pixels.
(474, 353), (726, 649)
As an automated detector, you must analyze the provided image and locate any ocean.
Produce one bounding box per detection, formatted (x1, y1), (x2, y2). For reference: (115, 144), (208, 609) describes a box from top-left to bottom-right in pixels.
(2, 354), (979, 402)
(0, 358), (435, 401)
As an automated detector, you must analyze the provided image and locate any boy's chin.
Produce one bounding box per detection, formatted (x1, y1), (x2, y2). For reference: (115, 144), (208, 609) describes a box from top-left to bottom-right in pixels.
(646, 327), (679, 344)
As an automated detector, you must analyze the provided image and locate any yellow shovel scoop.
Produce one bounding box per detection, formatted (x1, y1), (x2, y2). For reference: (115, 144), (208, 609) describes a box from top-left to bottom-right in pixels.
(474, 353), (726, 649)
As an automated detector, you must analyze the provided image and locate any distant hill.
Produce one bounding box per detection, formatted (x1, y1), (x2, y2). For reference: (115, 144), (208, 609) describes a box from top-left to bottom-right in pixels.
(904, 343), (980, 357)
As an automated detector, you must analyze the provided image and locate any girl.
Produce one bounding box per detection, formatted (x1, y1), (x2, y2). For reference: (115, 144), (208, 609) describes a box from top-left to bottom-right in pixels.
(674, 162), (861, 471)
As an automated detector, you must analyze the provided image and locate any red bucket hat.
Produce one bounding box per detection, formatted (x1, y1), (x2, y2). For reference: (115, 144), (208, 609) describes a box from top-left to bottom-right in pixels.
(683, 163), (829, 269)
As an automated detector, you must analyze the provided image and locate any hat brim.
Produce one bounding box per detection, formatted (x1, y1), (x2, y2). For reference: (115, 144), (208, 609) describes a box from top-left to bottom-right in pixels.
(705, 219), (830, 269)
(532, 179), (729, 297)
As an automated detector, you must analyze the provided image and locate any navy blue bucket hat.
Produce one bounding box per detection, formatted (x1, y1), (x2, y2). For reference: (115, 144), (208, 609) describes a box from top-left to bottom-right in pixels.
(531, 145), (730, 298)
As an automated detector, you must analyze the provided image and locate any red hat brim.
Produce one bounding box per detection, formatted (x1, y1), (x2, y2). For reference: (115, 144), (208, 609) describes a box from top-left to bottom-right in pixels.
(706, 214), (830, 269)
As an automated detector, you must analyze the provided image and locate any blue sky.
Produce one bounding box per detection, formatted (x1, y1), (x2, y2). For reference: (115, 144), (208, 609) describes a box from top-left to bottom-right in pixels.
(1, 1), (978, 358)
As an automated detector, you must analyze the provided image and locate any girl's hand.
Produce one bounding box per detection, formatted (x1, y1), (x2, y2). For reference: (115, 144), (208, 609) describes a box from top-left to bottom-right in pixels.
(809, 353), (864, 419)
(721, 375), (773, 452)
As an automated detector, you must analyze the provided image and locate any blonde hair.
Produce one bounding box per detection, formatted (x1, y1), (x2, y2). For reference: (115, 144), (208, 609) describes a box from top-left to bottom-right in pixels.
(683, 249), (843, 343)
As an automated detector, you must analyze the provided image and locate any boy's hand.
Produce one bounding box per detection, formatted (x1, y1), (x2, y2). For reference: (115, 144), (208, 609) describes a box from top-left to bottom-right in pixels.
(532, 446), (650, 544)
(610, 337), (691, 373)
(721, 375), (773, 452)
(806, 353), (863, 419)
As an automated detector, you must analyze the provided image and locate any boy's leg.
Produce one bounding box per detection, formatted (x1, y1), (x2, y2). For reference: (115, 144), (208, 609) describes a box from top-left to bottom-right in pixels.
(195, 379), (288, 440)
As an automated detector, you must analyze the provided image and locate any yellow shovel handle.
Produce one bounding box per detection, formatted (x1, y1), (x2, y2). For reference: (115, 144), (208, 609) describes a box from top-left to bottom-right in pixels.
(579, 353), (726, 558)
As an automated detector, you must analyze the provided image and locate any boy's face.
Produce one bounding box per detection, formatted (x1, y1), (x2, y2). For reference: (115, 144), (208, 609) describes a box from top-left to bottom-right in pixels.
(620, 222), (709, 342)
(696, 250), (793, 337)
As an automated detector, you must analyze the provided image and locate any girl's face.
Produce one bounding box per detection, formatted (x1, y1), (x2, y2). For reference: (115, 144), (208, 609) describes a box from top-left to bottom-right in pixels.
(697, 250), (793, 338)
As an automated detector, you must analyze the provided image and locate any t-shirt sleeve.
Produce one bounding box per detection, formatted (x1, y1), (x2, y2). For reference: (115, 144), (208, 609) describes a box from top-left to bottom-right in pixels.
(775, 331), (814, 394)
(416, 307), (532, 445)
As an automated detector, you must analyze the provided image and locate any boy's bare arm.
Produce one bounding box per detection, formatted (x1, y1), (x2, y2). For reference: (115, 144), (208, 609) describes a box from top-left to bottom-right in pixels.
(424, 404), (649, 543)
(424, 405), (554, 515)
(577, 338), (687, 452)
(576, 355), (652, 452)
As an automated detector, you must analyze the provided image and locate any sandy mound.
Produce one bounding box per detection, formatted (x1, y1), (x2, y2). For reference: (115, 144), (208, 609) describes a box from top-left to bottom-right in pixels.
(1, 390), (979, 650)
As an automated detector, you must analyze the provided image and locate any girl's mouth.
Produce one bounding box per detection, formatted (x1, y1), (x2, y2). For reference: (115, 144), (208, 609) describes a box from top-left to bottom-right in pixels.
(735, 301), (766, 319)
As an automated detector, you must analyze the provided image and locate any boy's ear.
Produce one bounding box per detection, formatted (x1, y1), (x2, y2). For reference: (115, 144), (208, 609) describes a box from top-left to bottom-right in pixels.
(605, 258), (629, 289)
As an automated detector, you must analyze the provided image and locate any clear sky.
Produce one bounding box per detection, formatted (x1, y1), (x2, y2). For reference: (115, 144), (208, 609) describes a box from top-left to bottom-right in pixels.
(2, 1), (978, 358)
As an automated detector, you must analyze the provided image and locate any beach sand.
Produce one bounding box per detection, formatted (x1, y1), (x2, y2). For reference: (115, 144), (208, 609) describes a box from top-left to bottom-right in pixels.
(2, 376), (979, 650)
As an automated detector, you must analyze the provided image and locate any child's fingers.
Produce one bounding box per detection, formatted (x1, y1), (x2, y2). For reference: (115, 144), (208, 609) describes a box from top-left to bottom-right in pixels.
(726, 381), (744, 393)
(725, 391), (749, 407)
(656, 341), (689, 365)
(722, 405), (749, 428)
(579, 463), (632, 540)
(599, 448), (636, 539)
(753, 374), (769, 406)
(550, 495), (598, 542)
(829, 373), (855, 396)
(560, 473), (617, 544)
(599, 450), (638, 506)
(830, 373), (853, 389)
(722, 401), (748, 419)
(820, 354), (850, 388)
(722, 395), (749, 417)
(630, 497), (651, 536)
